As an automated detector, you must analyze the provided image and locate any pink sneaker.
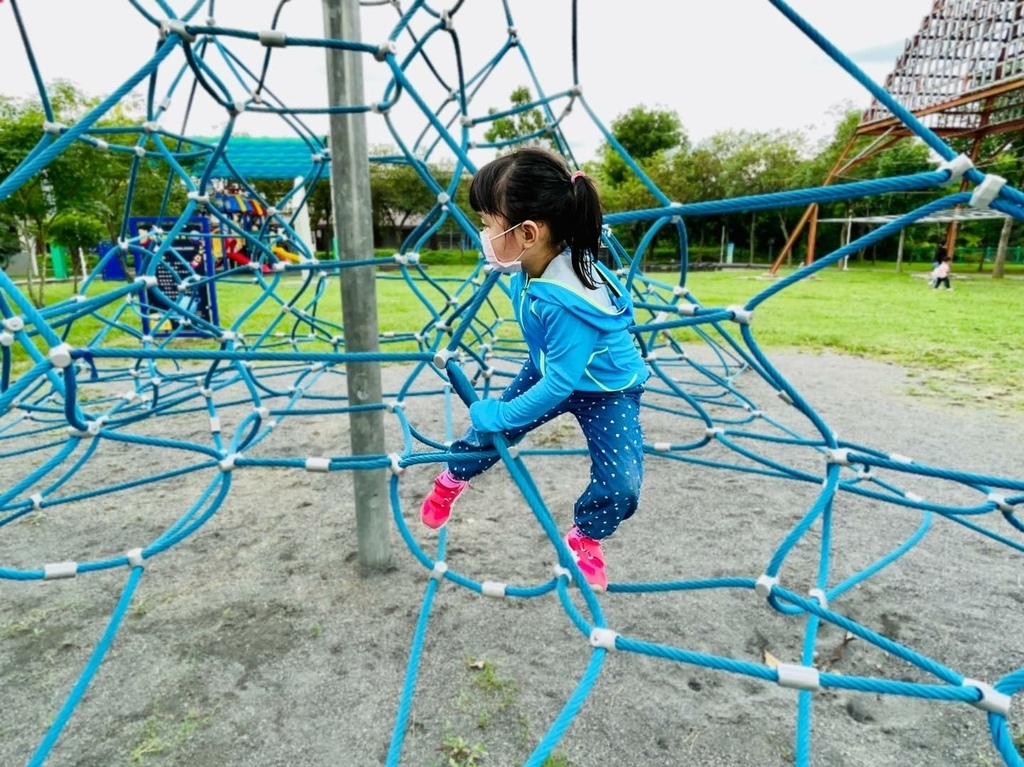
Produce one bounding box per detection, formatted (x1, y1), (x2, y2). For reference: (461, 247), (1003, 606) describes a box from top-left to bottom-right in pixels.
(420, 470), (468, 528)
(564, 526), (608, 591)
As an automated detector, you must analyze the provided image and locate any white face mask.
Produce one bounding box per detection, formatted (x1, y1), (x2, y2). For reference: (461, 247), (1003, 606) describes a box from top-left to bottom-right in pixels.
(481, 223), (525, 273)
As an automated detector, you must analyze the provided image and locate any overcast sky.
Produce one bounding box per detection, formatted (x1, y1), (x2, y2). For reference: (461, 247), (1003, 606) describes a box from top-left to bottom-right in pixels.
(0, 1), (930, 164)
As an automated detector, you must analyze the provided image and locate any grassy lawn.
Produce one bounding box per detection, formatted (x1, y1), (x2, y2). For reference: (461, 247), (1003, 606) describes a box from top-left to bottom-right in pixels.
(7, 260), (1022, 411)
(682, 262), (1024, 411)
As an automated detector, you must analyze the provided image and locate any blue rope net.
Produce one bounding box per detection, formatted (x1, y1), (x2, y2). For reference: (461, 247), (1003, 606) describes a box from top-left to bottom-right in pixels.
(1, 1), (1022, 766)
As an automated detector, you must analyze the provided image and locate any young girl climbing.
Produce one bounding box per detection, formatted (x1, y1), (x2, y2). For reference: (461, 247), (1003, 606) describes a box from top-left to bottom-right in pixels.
(420, 147), (649, 591)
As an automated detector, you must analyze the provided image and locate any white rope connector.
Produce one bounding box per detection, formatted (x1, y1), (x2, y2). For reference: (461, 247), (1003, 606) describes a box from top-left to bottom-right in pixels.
(777, 390), (794, 405)
(388, 453), (404, 476)
(675, 303), (697, 317)
(904, 491), (924, 504)
(375, 40), (397, 60)
(889, 453), (913, 465)
(590, 628), (619, 651)
(208, 417), (221, 433)
(672, 285), (690, 297)
(305, 457), (331, 472)
(988, 493), (1014, 513)
(187, 191), (209, 204)
(67, 418), (103, 437)
(160, 19), (196, 42)
(95, 139), (109, 151)
(30, 492), (44, 510)
(253, 406), (270, 419)
(970, 174), (1007, 209)
(137, 275), (158, 289)
(705, 426), (724, 438)
(258, 29), (287, 47)
(0, 331), (13, 347)
(653, 442), (672, 452)
(218, 453), (241, 472)
(826, 448), (851, 466)
(755, 574), (778, 599)
(42, 121), (65, 135)
(728, 305), (753, 325)
(506, 445), (520, 459)
(3, 316), (24, 332)
(939, 153), (973, 184)
(436, 191), (450, 204)
(481, 581), (506, 598)
(220, 331), (237, 342)
(776, 663), (821, 692)
(808, 588), (828, 610)
(126, 548), (145, 569)
(48, 343), (74, 369)
(962, 678), (1011, 716)
(433, 349), (455, 368)
(460, 115), (474, 128)
(430, 561), (448, 581)
(134, 146), (147, 158)
(552, 564), (573, 581)
(44, 561), (78, 580)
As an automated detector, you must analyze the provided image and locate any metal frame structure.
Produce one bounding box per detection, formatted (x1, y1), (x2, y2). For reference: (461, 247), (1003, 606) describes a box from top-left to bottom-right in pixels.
(770, 0), (1024, 274)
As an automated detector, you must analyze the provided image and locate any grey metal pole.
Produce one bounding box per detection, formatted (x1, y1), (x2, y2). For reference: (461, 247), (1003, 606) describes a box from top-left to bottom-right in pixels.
(322, 0), (391, 570)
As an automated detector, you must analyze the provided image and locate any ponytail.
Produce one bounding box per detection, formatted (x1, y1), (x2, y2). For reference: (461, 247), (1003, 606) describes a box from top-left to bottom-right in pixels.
(567, 171), (602, 289)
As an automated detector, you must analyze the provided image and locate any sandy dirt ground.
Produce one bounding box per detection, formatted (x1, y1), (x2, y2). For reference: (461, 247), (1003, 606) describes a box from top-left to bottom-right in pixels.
(2, 349), (1023, 767)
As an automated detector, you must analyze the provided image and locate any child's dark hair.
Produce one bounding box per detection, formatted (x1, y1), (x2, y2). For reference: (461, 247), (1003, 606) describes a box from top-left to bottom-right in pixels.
(469, 147), (603, 289)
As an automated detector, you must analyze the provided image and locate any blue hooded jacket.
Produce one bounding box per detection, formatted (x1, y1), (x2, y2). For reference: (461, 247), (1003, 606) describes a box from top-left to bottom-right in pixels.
(470, 256), (649, 433)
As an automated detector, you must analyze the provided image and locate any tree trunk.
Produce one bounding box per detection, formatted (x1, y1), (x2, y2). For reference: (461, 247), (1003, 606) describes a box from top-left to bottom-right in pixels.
(777, 212), (790, 245)
(749, 211), (755, 264)
(993, 215), (1012, 279)
(35, 232), (49, 307)
(778, 211), (794, 266)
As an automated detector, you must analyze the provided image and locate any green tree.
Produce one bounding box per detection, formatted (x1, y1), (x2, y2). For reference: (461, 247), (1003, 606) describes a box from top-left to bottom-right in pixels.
(694, 128), (807, 260)
(86, 97), (190, 243)
(0, 81), (106, 304)
(609, 105), (686, 161)
(368, 149), (454, 250)
(592, 105), (689, 255)
(483, 86), (555, 151)
(797, 108), (936, 263)
(49, 211), (106, 290)
(598, 105), (686, 187)
(0, 83), (191, 304)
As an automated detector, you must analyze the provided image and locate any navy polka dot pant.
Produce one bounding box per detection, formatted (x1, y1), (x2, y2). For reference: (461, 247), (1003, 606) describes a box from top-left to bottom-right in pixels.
(448, 357), (645, 541)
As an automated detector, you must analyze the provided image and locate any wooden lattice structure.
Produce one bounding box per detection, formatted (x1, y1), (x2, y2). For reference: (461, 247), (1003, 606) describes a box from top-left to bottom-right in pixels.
(770, 0), (1024, 273)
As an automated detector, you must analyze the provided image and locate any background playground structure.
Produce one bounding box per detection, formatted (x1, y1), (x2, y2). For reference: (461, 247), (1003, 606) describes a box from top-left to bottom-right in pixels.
(1, 2), (1024, 767)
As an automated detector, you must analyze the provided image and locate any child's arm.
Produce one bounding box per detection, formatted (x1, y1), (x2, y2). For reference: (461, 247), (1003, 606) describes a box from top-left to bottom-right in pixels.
(470, 304), (598, 432)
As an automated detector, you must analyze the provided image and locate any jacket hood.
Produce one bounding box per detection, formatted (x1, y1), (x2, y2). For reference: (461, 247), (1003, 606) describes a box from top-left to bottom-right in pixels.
(522, 275), (635, 332)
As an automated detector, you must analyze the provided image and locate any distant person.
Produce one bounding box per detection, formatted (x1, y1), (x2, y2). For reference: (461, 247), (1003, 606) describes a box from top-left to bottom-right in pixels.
(932, 254), (952, 290)
(418, 147), (649, 591)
